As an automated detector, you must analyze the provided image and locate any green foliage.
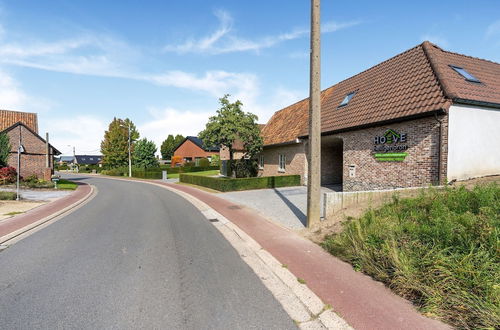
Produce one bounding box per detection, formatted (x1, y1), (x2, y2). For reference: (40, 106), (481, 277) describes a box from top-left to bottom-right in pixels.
(0, 133), (11, 167)
(166, 165), (219, 174)
(199, 95), (263, 166)
(197, 158), (210, 167)
(321, 184), (500, 329)
(100, 117), (139, 168)
(210, 154), (221, 166)
(0, 191), (16, 200)
(133, 138), (159, 168)
(101, 168), (127, 176)
(179, 174), (300, 192)
(233, 159), (258, 178)
(160, 134), (184, 160)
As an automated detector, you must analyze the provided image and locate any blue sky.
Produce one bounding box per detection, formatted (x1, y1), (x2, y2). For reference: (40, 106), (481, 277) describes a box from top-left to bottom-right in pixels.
(0, 0), (499, 155)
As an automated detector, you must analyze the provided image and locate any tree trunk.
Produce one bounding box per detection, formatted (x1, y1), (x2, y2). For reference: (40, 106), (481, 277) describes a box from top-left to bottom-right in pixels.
(229, 148), (236, 178)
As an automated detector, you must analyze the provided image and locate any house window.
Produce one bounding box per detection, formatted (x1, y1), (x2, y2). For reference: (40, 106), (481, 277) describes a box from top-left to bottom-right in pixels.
(338, 91), (356, 107)
(278, 154), (286, 172)
(450, 65), (481, 83)
(259, 155), (264, 169)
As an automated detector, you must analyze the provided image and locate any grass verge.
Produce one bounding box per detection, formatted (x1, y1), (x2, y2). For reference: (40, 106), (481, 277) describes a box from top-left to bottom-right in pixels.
(167, 170), (219, 179)
(0, 191), (16, 200)
(321, 184), (499, 329)
(57, 179), (78, 190)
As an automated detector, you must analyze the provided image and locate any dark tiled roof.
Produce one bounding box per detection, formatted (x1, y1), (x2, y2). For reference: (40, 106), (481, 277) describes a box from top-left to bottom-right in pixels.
(0, 110), (38, 133)
(261, 41), (500, 145)
(75, 155), (103, 165)
(175, 136), (219, 152)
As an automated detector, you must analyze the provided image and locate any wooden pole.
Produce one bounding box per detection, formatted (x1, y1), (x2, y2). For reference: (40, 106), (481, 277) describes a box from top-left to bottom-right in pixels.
(307, 0), (321, 227)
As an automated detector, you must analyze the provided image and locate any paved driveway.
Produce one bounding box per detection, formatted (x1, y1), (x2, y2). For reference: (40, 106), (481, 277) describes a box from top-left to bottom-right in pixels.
(218, 185), (340, 229)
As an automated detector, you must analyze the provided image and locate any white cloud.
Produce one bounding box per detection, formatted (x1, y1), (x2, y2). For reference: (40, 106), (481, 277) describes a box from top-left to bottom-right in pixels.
(0, 69), (28, 109)
(138, 107), (212, 153)
(41, 115), (107, 156)
(164, 10), (360, 55)
(486, 20), (500, 39)
(420, 34), (449, 48)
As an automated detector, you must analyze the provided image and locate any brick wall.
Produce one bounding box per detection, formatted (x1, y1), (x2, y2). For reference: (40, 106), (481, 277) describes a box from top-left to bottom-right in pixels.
(173, 139), (218, 164)
(220, 146), (245, 160)
(332, 115), (448, 191)
(259, 115), (448, 191)
(258, 142), (307, 183)
(5, 125), (55, 179)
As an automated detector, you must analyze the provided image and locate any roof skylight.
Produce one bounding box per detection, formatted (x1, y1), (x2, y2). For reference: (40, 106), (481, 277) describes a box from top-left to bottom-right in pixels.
(450, 66), (481, 83)
(339, 91), (356, 107)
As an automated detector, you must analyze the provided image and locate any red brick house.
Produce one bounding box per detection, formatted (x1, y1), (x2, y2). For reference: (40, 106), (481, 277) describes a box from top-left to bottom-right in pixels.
(172, 136), (219, 165)
(257, 41), (500, 191)
(0, 110), (60, 180)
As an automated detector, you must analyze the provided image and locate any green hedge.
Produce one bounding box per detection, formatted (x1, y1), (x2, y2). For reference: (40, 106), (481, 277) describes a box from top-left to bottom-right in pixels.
(0, 191), (16, 200)
(166, 166), (219, 174)
(179, 174), (300, 192)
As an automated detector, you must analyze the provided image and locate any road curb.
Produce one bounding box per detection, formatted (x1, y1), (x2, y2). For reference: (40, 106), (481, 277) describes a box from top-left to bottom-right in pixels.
(149, 181), (352, 329)
(0, 184), (96, 246)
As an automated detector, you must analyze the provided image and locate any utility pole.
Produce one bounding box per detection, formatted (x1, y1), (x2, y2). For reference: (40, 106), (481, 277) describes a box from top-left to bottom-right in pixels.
(128, 123), (132, 177)
(307, 0), (321, 227)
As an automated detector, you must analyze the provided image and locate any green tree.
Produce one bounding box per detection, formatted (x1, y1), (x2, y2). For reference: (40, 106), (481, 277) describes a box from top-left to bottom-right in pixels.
(160, 134), (184, 160)
(100, 118), (139, 168)
(199, 95), (263, 176)
(133, 138), (159, 168)
(0, 132), (11, 167)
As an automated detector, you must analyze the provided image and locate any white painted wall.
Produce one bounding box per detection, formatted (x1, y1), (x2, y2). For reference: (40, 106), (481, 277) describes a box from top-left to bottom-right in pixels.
(447, 104), (500, 181)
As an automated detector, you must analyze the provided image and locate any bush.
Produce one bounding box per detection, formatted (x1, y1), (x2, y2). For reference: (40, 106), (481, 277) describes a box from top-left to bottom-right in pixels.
(233, 159), (258, 178)
(198, 158), (210, 167)
(171, 156), (182, 168)
(101, 168), (126, 176)
(0, 167), (18, 184)
(23, 180), (54, 189)
(180, 174), (300, 192)
(0, 191), (16, 200)
(210, 154), (221, 167)
(321, 184), (500, 329)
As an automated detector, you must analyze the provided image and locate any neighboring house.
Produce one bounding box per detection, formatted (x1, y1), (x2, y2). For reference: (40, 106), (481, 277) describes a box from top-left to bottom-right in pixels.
(0, 110), (61, 180)
(220, 124), (266, 161)
(257, 41), (500, 191)
(74, 155), (103, 167)
(172, 136), (219, 165)
(58, 156), (75, 164)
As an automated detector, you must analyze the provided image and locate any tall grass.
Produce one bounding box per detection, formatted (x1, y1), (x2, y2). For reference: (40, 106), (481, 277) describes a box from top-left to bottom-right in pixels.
(322, 184), (499, 329)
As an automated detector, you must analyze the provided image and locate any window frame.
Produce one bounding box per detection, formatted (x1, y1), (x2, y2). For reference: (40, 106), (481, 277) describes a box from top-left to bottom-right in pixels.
(278, 154), (286, 172)
(259, 155), (264, 169)
(338, 91), (356, 108)
(449, 65), (481, 83)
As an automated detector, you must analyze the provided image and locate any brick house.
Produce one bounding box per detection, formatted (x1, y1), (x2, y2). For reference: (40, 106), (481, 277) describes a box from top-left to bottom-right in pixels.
(0, 110), (60, 180)
(257, 41), (500, 191)
(172, 136), (219, 165)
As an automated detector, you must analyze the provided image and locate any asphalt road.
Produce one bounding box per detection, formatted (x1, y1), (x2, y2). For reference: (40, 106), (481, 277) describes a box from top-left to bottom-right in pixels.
(0, 175), (296, 329)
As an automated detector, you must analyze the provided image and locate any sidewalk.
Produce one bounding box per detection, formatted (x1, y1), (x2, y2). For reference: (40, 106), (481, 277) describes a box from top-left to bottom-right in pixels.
(159, 182), (449, 330)
(0, 184), (92, 243)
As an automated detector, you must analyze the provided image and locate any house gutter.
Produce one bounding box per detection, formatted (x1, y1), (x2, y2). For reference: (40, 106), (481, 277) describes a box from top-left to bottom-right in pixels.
(263, 138), (303, 149)
(434, 113), (443, 185)
(452, 98), (500, 110)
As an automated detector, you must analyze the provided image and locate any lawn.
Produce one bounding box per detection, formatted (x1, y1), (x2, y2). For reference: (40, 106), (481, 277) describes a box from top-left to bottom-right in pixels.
(56, 179), (78, 190)
(322, 184), (499, 329)
(167, 170), (219, 179)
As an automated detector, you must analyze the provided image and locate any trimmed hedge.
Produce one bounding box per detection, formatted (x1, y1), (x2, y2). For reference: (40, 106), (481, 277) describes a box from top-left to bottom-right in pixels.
(179, 174), (301, 192)
(166, 165), (219, 174)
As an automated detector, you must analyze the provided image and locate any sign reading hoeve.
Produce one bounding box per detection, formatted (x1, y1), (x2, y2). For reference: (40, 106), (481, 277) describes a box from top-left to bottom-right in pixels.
(373, 129), (408, 162)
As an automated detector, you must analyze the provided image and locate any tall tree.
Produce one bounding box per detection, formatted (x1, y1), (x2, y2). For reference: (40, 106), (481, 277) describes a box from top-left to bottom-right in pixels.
(0, 132), (11, 167)
(160, 134), (184, 160)
(133, 138), (159, 168)
(199, 95), (263, 174)
(100, 118), (139, 168)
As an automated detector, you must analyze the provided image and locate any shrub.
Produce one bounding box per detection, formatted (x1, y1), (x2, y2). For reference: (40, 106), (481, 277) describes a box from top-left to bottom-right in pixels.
(0, 167), (18, 184)
(180, 174), (300, 192)
(0, 191), (16, 200)
(198, 157), (210, 167)
(233, 159), (258, 178)
(321, 184), (500, 329)
(171, 156), (182, 168)
(23, 174), (39, 184)
(101, 168), (126, 176)
(210, 154), (220, 167)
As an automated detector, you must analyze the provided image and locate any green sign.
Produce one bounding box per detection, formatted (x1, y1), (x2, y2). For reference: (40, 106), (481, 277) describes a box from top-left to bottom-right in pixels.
(374, 152), (407, 162)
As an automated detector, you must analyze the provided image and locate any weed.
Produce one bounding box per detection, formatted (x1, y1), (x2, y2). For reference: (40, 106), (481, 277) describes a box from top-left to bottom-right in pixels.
(297, 278), (306, 284)
(321, 184), (500, 329)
